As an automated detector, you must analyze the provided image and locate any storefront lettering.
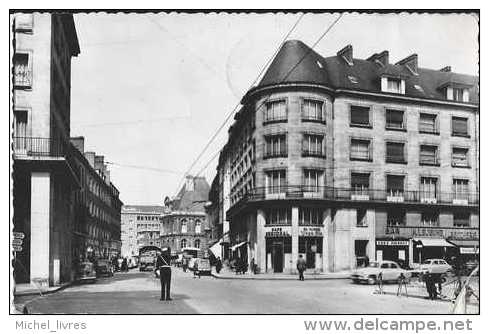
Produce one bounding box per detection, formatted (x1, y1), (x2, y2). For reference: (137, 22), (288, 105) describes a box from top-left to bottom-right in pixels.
(299, 227), (323, 237)
(376, 240), (409, 246)
(385, 226), (479, 240)
(265, 227), (291, 238)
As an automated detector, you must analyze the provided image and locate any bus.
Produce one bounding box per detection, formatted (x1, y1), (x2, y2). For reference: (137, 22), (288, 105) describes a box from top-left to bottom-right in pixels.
(138, 245), (161, 272)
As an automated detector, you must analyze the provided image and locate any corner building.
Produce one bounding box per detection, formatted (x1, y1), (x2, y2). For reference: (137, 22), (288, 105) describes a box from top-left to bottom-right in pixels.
(220, 40), (479, 274)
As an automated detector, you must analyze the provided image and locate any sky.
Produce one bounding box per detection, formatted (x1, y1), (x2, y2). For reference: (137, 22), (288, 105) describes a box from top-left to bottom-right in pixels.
(70, 12), (479, 206)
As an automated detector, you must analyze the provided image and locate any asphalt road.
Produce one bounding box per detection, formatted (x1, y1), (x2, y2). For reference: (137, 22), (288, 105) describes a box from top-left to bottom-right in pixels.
(17, 268), (462, 314)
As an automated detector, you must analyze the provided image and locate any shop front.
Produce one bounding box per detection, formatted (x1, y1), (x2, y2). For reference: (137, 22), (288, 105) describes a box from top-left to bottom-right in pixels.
(412, 238), (457, 263)
(298, 226), (323, 270)
(448, 239), (479, 264)
(375, 238), (410, 267)
(265, 226), (292, 273)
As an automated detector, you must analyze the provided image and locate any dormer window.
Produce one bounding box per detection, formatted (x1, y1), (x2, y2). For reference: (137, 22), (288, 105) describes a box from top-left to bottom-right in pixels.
(381, 76), (405, 94)
(443, 85), (470, 102)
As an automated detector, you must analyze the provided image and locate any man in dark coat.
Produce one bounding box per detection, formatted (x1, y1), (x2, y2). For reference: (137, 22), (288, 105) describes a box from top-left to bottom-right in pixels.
(156, 249), (172, 301)
(296, 255), (307, 281)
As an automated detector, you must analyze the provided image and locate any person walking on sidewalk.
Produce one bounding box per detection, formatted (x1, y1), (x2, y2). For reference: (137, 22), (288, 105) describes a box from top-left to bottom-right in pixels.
(156, 249), (172, 301)
(215, 257), (222, 274)
(296, 255), (307, 281)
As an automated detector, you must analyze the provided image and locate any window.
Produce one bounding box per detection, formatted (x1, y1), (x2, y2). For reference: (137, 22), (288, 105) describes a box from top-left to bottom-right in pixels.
(266, 170), (286, 194)
(303, 169), (323, 192)
(302, 134), (324, 157)
(264, 100), (287, 123)
(419, 113), (438, 134)
(350, 105), (370, 127)
(264, 134), (287, 158)
(452, 147), (469, 167)
(356, 209), (367, 227)
(14, 14), (33, 32)
(421, 211), (439, 226)
(302, 99), (324, 122)
(181, 219), (187, 233)
(351, 172), (370, 194)
(266, 208), (292, 225)
(452, 88), (469, 102)
(453, 212), (470, 227)
(194, 239), (201, 249)
(13, 110), (28, 152)
(386, 142), (406, 163)
(387, 209), (406, 226)
(299, 208), (322, 226)
(195, 220), (201, 234)
(453, 179), (469, 200)
(386, 175), (405, 197)
(383, 77), (404, 94)
(181, 239), (187, 249)
(419, 145), (439, 165)
(350, 139), (371, 161)
(14, 53), (32, 88)
(420, 177), (438, 200)
(386, 109), (405, 130)
(452, 117), (469, 137)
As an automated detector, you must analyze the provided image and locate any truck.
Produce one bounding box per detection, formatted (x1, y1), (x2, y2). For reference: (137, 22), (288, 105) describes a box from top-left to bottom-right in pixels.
(138, 246), (161, 272)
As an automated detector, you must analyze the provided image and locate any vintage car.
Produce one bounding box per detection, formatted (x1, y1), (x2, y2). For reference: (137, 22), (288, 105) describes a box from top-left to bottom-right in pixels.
(350, 260), (411, 285)
(96, 259), (114, 277)
(77, 261), (97, 283)
(195, 258), (211, 275)
(417, 259), (453, 275)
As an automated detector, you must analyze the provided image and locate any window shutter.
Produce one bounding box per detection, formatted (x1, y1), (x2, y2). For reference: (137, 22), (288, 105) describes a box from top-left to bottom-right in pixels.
(387, 175), (404, 191)
(386, 142), (404, 161)
(452, 117), (468, 135)
(387, 110), (403, 123)
(351, 106), (370, 125)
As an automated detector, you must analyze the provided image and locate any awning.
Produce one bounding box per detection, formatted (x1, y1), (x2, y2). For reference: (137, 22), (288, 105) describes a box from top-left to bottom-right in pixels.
(208, 239), (222, 259)
(448, 239), (479, 247)
(415, 238), (455, 247)
(230, 241), (247, 251)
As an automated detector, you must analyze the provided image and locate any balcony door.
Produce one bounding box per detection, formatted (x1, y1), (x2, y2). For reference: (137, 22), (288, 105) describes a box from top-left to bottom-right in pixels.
(14, 110), (28, 154)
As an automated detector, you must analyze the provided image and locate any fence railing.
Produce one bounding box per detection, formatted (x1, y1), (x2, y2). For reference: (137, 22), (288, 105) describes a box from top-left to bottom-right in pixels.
(13, 136), (66, 157)
(230, 185), (479, 208)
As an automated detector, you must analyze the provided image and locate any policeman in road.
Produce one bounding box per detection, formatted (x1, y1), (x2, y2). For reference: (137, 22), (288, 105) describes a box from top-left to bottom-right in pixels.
(156, 248), (172, 301)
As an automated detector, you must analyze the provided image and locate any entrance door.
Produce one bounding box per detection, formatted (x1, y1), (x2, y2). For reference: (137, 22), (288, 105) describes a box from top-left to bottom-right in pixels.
(272, 242), (283, 273)
(306, 250), (315, 268)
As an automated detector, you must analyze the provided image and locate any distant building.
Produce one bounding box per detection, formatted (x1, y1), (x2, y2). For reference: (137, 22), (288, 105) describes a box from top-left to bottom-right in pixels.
(160, 176), (211, 256)
(70, 137), (123, 261)
(12, 13), (81, 285)
(121, 205), (166, 257)
(215, 40), (479, 274)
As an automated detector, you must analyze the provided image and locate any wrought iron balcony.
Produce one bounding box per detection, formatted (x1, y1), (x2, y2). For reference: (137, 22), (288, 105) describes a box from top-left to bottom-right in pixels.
(229, 185), (479, 210)
(13, 136), (66, 158)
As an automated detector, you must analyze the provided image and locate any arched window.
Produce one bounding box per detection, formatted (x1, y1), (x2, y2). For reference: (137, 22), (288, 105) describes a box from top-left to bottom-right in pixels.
(181, 239), (187, 249)
(181, 219), (188, 233)
(194, 239), (200, 249)
(195, 220), (201, 234)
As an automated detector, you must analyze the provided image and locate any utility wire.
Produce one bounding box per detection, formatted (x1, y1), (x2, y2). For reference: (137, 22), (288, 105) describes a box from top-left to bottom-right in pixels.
(106, 161), (184, 175)
(75, 116), (190, 128)
(188, 13), (343, 185)
(173, 13), (306, 196)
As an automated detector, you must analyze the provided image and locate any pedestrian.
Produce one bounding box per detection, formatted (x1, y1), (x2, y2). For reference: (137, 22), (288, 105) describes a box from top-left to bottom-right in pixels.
(364, 255), (369, 267)
(156, 249), (172, 301)
(182, 257), (188, 272)
(193, 259), (200, 278)
(215, 257), (222, 274)
(122, 257), (128, 272)
(296, 254), (306, 281)
(250, 258), (256, 274)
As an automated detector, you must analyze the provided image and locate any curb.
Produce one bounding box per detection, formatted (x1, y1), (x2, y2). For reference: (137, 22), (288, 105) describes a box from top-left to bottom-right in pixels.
(14, 281), (73, 297)
(211, 273), (350, 280)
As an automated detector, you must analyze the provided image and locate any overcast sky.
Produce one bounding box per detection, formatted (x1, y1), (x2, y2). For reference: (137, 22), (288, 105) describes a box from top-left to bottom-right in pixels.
(70, 12), (479, 206)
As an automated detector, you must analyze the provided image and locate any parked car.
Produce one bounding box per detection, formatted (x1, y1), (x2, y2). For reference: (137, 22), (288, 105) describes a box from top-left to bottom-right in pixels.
(195, 258), (211, 275)
(351, 260), (411, 285)
(418, 259), (453, 275)
(77, 261), (97, 283)
(96, 259), (114, 277)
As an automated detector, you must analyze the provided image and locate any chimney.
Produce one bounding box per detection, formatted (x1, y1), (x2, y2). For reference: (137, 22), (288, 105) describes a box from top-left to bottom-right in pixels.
(367, 50), (389, 67)
(70, 136), (85, 153)
(396, 54), (418, 75)
(337, 44), (353, 66)
(105, 169), (111, 184)
(84, 152), (95, 168)
(185, 175), (195, 192)
(94, 155), (105, 172)
(439, 66), (451, 72)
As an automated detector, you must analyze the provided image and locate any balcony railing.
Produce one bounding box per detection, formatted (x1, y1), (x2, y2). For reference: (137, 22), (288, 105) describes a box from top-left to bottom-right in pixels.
(384, 225), (479, 240)
(230, 185), (479, 208)
(13, 136), (66, 157)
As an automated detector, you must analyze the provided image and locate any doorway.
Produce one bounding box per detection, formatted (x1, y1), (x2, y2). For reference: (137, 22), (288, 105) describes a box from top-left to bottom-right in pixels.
(272, 242), (284, 273)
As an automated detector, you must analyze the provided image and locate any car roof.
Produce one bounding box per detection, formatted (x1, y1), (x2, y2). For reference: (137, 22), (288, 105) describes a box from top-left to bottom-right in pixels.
(426, 258), (445, 261)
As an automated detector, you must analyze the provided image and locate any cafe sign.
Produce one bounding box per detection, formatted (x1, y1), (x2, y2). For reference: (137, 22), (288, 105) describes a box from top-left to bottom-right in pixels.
(376, 240), (409, 246)
(299, 227), (323, 237)
(265, 227), (291, 238)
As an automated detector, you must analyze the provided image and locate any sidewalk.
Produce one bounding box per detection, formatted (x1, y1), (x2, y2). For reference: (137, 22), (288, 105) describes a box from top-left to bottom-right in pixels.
(14, 281), (72, 297)
(211, 267), (351, 280)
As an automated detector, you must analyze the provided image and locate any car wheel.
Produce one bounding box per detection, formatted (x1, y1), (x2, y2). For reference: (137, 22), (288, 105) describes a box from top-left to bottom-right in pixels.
(367, 276), (377, 285)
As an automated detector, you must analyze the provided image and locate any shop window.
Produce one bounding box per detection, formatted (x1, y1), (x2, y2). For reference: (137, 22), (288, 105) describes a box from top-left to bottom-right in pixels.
(266, 208), (292, 226)
(453, 212), (470, 227)
(419, 113), (438, 134)
(356, 209), (367, 227)
(350, 105), (371, 127)
(264, 100), (287, 123)
(301, 99), (324, 122)
(452, 117), (469, 137)
(386, 142), (406, 163)
(419, 145), (439, 166)
(452, 147), (469, 168)
(299, 208), (322, 226)
(386, 109), (405, 130)
(298, 237), (323, 255)
(350, 138), (372, 161)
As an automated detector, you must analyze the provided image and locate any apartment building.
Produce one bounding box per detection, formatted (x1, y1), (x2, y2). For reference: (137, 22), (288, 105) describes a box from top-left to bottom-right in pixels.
(216, 40), (479, 274)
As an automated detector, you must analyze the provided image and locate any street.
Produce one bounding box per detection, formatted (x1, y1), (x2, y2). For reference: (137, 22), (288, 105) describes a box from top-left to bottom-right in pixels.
(15, 268), (460, 314)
